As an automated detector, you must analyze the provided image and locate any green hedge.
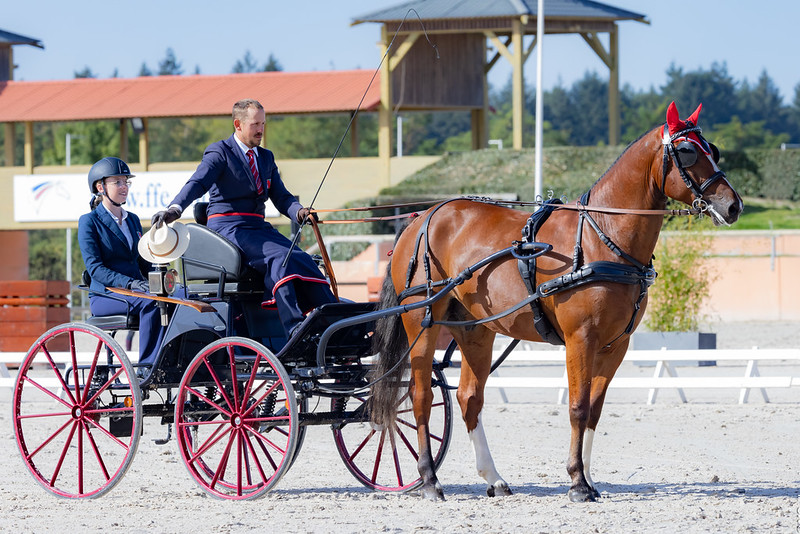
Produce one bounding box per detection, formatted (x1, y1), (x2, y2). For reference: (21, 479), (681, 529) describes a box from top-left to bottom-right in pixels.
(724, 149), (800, 201)
(382, 146), (800, 202)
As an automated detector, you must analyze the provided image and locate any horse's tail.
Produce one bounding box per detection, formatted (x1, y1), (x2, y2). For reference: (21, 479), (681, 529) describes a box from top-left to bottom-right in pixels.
(369, 256), (410, 428)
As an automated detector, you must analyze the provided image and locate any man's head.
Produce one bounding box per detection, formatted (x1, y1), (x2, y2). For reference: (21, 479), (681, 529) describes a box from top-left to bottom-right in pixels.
(233, 99), (265, 148)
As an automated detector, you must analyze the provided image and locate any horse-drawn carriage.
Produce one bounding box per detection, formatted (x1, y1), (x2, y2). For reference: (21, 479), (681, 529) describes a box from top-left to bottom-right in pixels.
(12, 204), (454, 500)
(13, 102), (742, 503)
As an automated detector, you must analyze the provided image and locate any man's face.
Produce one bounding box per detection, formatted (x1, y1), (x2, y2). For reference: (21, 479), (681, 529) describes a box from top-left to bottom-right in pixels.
(234, 107), (265, 148)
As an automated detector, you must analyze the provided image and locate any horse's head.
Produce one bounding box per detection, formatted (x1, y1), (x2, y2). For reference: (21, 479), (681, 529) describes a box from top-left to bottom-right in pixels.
(659, 101), (743, 226)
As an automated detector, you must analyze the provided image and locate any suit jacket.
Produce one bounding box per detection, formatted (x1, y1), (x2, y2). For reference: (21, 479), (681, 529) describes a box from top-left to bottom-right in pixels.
(170, 134), (302, 221)
(78, 205), (151, 294)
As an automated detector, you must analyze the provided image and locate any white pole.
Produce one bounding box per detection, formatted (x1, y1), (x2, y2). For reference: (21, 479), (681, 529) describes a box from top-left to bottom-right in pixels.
(396, 115), (403, 158)
(65, 133), (72, 308)
(66, 228), (72, 309)
(534, 0), (545, 204)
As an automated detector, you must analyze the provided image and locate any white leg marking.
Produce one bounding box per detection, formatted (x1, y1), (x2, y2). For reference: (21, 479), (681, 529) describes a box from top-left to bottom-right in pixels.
(468, 414), (505, 487)
(583, 428), (595, 489)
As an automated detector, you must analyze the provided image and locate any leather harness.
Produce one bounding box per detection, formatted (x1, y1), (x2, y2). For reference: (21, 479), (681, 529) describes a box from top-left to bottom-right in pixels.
(398, 196), (656, 348)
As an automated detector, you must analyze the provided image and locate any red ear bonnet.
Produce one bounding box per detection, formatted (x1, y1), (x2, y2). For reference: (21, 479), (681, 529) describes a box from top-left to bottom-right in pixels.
(666, 101), (703, 136)
(666, 101), (682, 136)
(686, 103), (702, 126)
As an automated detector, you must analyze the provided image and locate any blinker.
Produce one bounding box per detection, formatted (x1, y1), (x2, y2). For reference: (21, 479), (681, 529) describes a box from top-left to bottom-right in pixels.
(675, 141), (698, 167)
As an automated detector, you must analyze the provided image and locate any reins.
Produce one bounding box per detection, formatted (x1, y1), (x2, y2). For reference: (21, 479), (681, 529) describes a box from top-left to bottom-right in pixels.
(310, 197), (702, 224)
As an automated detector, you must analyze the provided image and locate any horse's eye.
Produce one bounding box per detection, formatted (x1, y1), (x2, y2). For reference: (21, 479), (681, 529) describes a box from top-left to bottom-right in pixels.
(676, 142), (697, 167)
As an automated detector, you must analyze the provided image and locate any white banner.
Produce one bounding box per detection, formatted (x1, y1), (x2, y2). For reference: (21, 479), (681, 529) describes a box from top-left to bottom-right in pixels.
(13, 171), (280, 223)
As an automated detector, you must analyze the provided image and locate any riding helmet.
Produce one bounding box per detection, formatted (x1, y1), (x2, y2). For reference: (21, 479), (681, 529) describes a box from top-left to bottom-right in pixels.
(87, 157), (135, 193)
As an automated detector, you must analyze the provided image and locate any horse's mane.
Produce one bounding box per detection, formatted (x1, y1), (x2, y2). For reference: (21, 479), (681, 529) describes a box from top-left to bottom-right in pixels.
(583, 126), (657, 198)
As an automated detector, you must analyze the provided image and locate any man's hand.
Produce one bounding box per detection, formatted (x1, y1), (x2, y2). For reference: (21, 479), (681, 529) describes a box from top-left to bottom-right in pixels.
(296, 207), (318, 224)
(128, 279), (150, 293)
(151, 206), (182, 228)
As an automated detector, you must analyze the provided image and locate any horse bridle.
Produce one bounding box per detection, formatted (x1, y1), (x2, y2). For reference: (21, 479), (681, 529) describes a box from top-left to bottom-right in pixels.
(661, 121), (726, 210)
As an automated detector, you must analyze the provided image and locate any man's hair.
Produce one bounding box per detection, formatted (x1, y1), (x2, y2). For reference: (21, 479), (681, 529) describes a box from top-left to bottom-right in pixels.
(232, 99), (264, 121)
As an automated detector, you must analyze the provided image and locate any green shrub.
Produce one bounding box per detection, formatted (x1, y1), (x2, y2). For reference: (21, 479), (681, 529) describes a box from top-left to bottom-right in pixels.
(643, 226), (713, 332)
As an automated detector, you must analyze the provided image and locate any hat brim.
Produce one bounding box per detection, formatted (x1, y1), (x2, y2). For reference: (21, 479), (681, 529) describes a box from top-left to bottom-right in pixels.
(138, 222), (191, 264)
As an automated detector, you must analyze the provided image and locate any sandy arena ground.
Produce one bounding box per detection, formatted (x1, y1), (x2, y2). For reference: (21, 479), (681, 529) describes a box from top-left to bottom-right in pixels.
(1, 321), (798, 533)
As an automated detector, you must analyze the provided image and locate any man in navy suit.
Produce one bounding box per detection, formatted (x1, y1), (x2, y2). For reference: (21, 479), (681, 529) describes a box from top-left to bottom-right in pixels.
(78, 157), (165, 370)
(152, 99), (335, 337)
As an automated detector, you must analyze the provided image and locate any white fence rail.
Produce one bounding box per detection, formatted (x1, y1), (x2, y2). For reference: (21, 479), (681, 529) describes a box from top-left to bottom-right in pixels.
(0, 351), (139, 392)
(436, 347), (800, 404)
(4, 347), (799, 404)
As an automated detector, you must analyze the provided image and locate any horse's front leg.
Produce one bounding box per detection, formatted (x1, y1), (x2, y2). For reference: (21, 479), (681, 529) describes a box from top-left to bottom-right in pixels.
(564, 342), (597, 502)
(582, 340), (631, 500)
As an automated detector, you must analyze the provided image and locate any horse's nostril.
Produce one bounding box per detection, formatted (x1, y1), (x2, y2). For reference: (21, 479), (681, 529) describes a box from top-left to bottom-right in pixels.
(728, 202), (742, 220)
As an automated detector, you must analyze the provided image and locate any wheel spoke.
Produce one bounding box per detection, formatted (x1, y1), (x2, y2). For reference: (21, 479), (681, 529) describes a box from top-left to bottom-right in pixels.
(388, 428), (404, 488)
(81, 420), (111, 482)
(50, 420), (79, 489)
(370, 429), (387, 484)
(241, 429), (269, 484)
(185, 422), (231, 464)
(37, 346), (77, 405)
(25, 417), (73, 461)
(80, 338), (105, 403)
(83, 366), (126, 406)
(210, 429), (236, 490)
(392, 420), (420, 461)
(226, 346), (241, 411)
(203, 357), (235, 413)
(182, 385), (232, 417)
(83, 414), (133, 449)
(240, 379), (282, 419)
(239, 352), (263, 406)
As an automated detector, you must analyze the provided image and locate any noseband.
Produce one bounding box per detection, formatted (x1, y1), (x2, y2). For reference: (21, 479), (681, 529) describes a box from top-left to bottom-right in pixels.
(661, 122), (726, 210)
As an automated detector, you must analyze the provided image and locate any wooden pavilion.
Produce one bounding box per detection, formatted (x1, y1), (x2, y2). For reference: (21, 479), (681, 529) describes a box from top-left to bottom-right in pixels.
(353, 0), (648, 182)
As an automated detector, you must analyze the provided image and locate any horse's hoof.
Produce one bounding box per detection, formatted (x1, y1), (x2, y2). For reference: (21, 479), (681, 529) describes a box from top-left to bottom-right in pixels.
(486, 482), (513, 497)
(421, 483), (445, 501)
(590, 486), (601, 499)
(567, 487), (597, 503)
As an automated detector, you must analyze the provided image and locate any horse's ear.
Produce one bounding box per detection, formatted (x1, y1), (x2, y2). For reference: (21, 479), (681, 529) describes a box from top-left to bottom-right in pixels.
(666, 101), (682, 135)
(686, 103), (702, 126)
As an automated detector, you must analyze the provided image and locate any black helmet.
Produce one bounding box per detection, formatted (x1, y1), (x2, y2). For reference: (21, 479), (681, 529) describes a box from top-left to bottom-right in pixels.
(88, 157), (135, 193)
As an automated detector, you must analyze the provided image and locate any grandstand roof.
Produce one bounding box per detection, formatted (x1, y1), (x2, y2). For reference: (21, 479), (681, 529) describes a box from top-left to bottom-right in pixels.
(0, 70), (381, 123)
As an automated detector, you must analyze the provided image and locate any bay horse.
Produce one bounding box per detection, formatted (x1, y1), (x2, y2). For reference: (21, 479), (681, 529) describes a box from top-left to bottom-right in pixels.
(369, 102), (743, 501)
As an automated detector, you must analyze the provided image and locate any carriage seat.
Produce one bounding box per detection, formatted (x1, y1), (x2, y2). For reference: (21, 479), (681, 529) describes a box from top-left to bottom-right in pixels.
(181, 203), (264, 295)
(80, 271), (140, 331)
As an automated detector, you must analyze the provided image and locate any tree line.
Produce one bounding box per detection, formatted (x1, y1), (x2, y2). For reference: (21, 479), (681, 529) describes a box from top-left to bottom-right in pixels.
(2, 49), (798, 169)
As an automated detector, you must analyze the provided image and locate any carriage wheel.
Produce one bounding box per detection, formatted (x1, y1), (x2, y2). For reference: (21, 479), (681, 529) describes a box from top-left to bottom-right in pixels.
(174, 337), (298, 500)
(331, 367), (453, 492)
(12, 323), (142, 498)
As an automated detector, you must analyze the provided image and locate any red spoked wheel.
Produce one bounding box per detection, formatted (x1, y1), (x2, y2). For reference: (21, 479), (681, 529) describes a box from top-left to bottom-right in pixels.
(12, 323), (142, 499)
(331, 367), (453, 492)
(174, 337), (298, 500)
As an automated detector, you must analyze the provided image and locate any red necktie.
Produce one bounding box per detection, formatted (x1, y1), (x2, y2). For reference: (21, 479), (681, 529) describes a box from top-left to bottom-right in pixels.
(246, 149), (264, 195)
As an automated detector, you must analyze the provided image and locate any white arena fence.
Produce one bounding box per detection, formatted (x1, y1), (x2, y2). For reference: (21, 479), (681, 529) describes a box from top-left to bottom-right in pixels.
(3, 346), (800, 405)
(436, 344), (800, 405)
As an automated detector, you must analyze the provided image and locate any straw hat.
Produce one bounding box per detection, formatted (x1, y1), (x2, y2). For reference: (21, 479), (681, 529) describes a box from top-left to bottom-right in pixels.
(138, 221), (190, 264)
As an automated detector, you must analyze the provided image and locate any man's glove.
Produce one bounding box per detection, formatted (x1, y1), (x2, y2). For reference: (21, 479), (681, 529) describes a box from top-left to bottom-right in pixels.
(151, 206), (182, 228)
(296, 207), (318, 224)
(129, 279), (150, 293)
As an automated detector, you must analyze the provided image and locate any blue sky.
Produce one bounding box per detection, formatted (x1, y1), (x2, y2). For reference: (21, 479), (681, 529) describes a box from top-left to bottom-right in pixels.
(5, 1), (799, 103)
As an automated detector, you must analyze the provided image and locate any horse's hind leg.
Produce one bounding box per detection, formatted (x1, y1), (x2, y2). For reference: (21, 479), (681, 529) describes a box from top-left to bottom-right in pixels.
(452, 326), (512, 497)
(405, 320), (446, 501)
